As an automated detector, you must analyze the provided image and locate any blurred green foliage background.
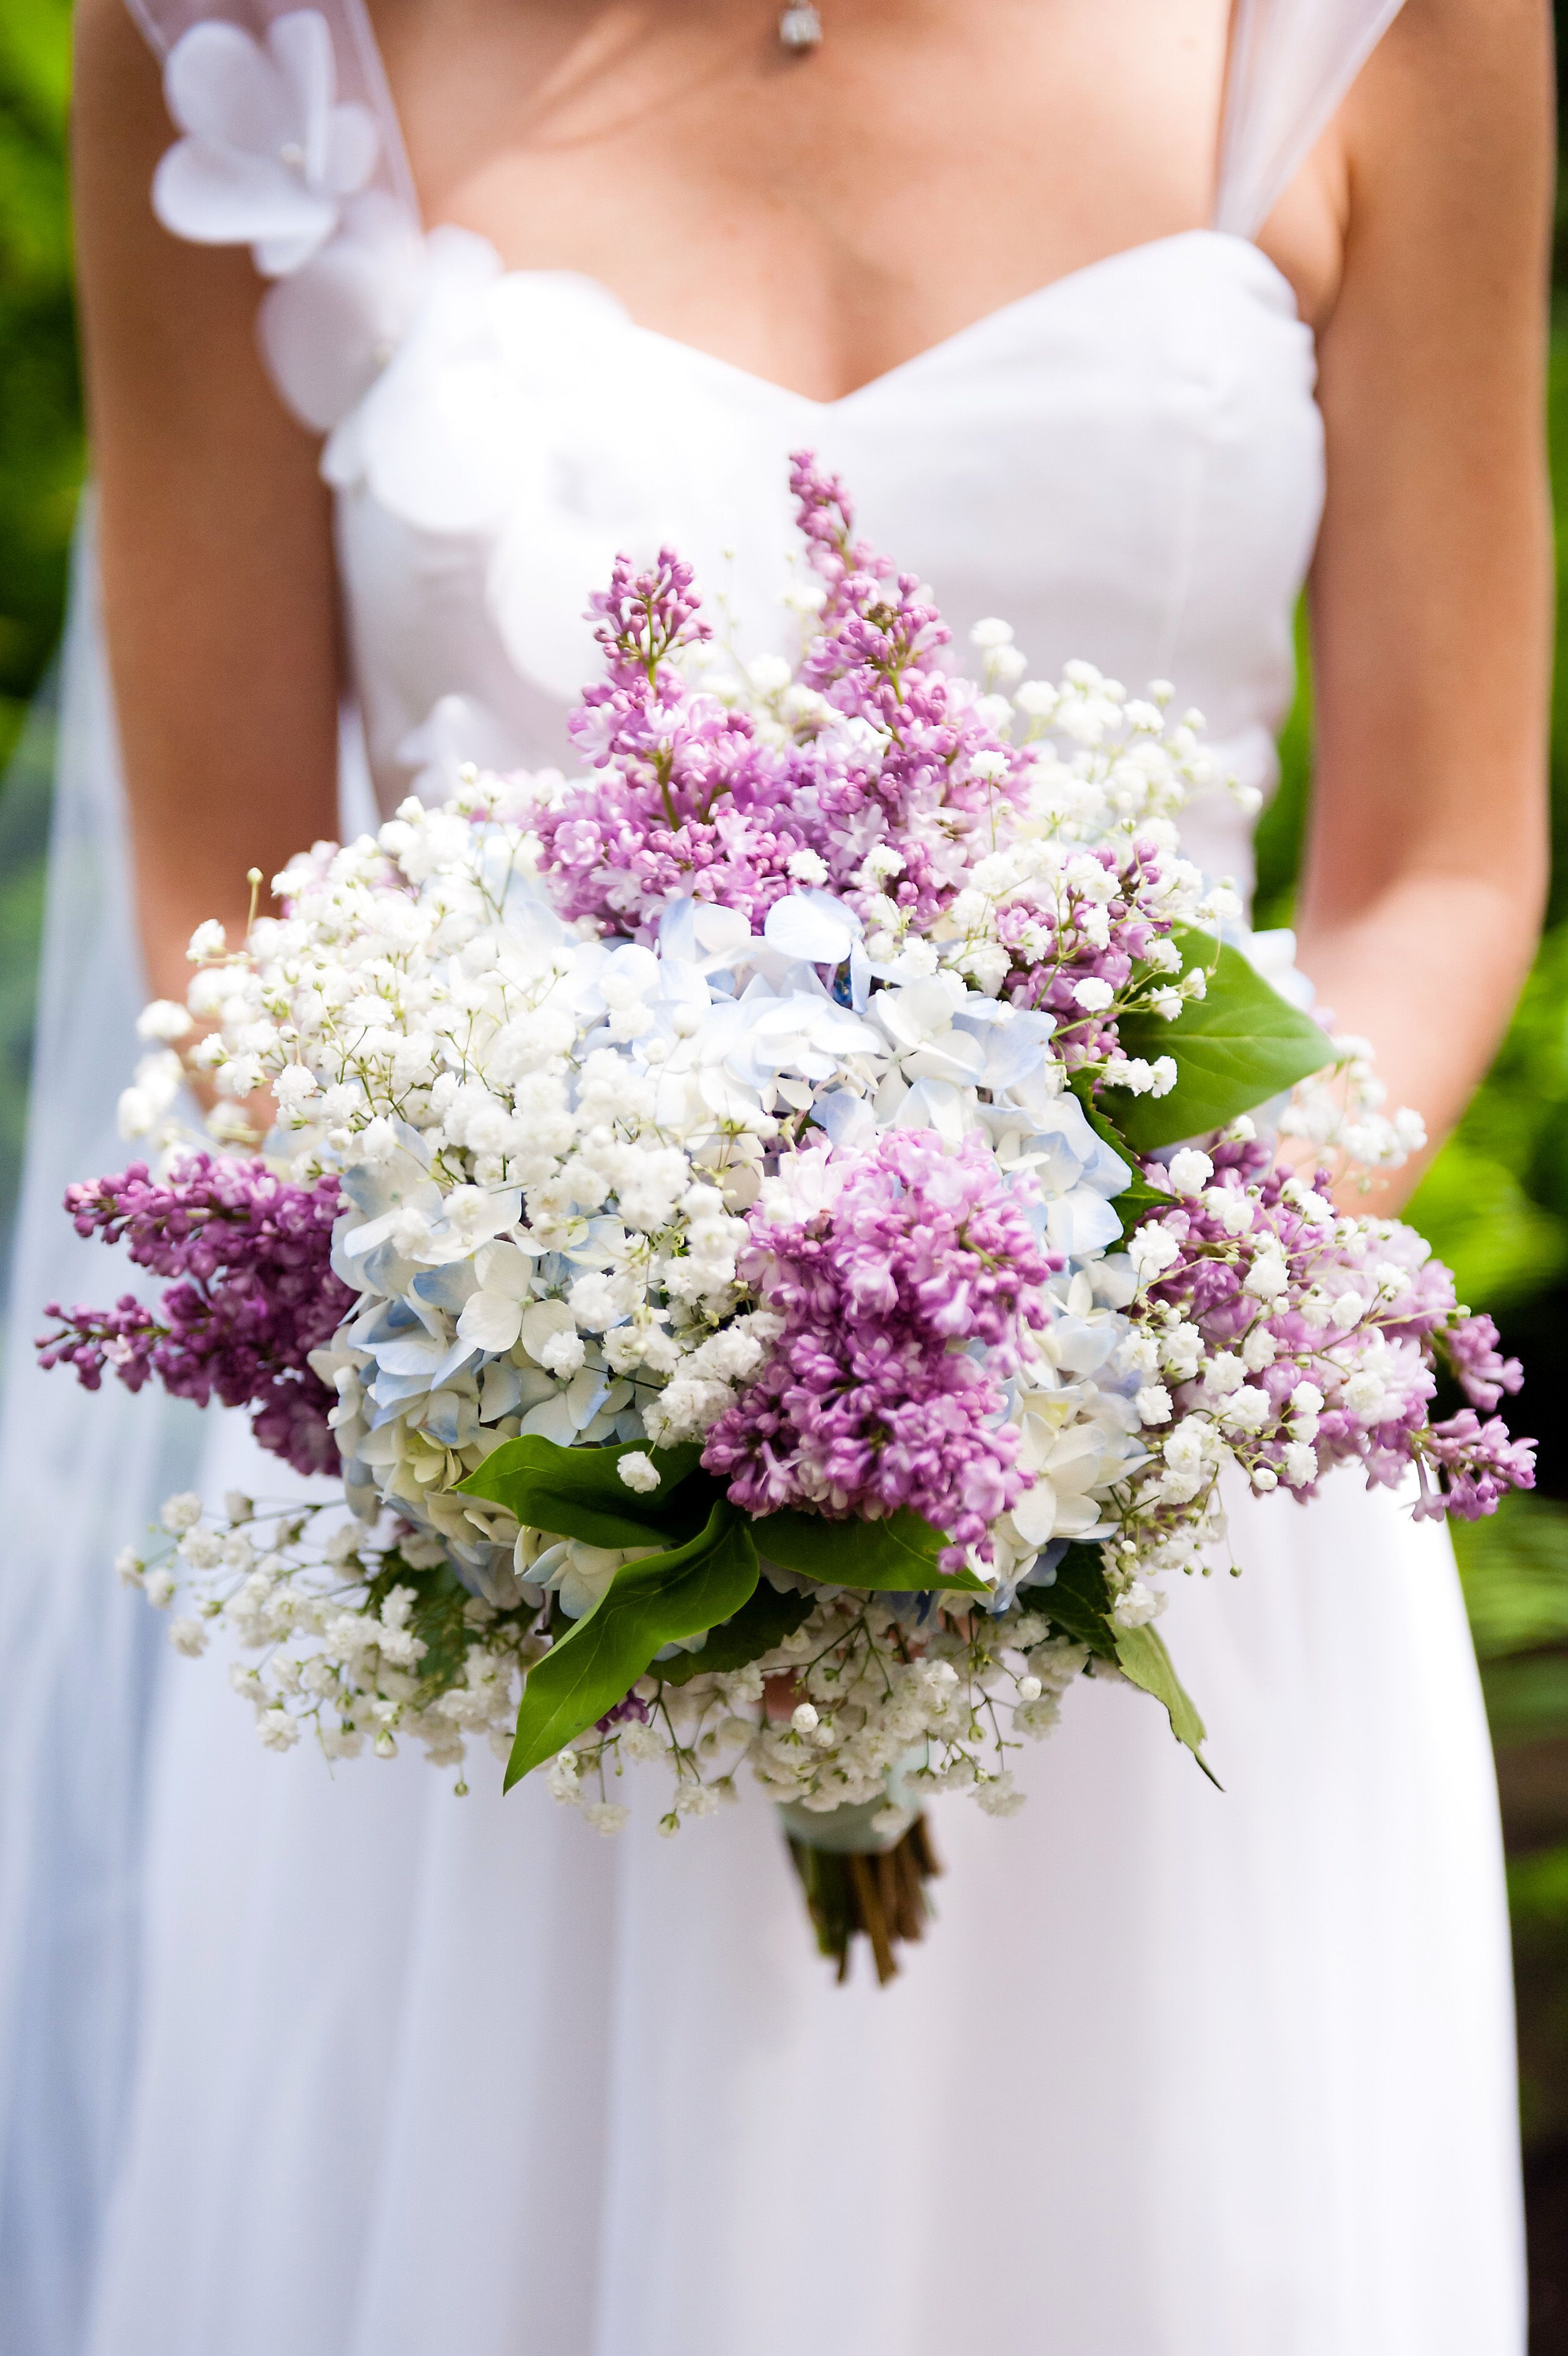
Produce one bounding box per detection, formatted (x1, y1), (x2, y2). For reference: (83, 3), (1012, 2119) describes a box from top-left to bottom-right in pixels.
(4, 0), (1568, 2335)
(0, 0), (74, 1258)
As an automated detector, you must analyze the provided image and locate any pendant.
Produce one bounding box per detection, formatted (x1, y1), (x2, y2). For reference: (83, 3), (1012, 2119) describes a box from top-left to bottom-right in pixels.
(779, 5), (823, 51)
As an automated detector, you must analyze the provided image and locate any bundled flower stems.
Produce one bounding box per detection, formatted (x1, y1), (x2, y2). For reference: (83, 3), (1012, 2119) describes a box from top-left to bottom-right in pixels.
(42, 457), (1532, 1982)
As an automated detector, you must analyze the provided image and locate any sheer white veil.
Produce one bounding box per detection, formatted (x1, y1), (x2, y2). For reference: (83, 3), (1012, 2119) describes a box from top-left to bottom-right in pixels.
(0, 524), (379, 2355)
(0, 3), (404, 2328)
(0, 509), (204, 2350)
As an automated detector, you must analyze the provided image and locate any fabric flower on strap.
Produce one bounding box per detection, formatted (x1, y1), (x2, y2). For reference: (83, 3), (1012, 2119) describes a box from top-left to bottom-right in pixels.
(153, 9), (378, 276)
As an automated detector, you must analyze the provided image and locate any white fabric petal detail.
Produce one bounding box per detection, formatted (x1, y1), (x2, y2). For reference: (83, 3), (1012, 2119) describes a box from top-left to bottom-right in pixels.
(377, 358), (522, 535)
(258, 195), (423, 430)
(152, 139), (334, 252)
(267, 11), (335, 179)
(163, 22), (291, 153)
(254, 226), (334, 276)
(154, 14), (379, 281)
(322, 229), (510, 527)
(323, 103), (380, 198)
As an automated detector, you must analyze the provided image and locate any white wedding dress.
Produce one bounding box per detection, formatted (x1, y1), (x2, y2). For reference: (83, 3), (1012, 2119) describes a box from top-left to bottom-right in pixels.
(0, 3), (1526, 2350)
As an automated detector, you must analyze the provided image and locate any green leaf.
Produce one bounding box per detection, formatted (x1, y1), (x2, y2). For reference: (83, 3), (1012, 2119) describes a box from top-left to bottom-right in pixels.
(1066, 1073), (1174, 1222)
(752, 1505), (990, 1593)
(505, 1503), (760, 1787)
(1105, 923), (1335, 1151)
(1113, 1622), (1221, 1787)
(457, 1435), (716, 1550)
(657, 1579), (818, 1686)
(1041, 1550), (1218, 1784)
(1036, 1542), (1120, 1657)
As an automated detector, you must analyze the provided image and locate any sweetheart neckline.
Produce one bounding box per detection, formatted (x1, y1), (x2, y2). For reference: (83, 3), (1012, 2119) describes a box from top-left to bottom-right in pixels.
(455, 226), (1304, 412)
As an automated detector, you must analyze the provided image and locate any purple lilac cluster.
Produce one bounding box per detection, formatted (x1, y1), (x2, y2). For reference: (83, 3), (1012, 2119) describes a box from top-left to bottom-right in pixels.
(782, 452), (1030, 933)
(532, 453), (1028, 941)
(1129, 1134), (1534, 1523)
(538, 547), (811, 928)
(701, 1132), (1056, 1569)
(37, 1158), (352, 1478)
(996, 841), (1173, 1068)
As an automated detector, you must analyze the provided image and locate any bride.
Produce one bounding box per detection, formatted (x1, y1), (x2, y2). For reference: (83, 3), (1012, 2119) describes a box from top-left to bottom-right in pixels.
(0, 0), (1550, 2348)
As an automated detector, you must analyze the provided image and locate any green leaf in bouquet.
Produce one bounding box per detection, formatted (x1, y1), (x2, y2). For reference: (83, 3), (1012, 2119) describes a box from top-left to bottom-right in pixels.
(1112, 1621), (1220, 1786)
(656, 1578), (819, 1687)
(1034, 1542), (1120, 1656)
(751, 1505), (990, 1593)
(504, 1502), (761, 1787)
(1104, 923), (1335, 1151)
(457, 1435), (717, 1550)
(1065, 1073), (1175, 1223)
(1040, 1547), (1218, 1782)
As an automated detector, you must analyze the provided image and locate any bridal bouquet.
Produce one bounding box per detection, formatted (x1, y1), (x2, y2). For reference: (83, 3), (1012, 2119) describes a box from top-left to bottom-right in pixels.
(41, 455), (1533, 1981)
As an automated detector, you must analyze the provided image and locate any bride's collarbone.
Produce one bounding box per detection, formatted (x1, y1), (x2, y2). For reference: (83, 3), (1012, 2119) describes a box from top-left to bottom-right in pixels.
(365, 0), (1342, 393)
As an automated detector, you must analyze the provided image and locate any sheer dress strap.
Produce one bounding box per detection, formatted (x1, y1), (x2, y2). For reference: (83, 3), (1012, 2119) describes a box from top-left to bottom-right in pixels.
(123, 0), (435, 430)
(124, 0), (420, 235)
(1215, 0), (1405, 239)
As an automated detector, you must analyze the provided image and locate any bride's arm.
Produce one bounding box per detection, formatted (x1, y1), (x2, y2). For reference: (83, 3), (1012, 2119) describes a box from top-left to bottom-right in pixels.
(1298, 0), (1554, 1210)
(71, 0), (342, 1008)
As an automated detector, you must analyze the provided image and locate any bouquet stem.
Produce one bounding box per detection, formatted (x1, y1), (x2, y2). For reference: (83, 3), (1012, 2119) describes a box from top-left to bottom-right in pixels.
(784, 1814), (941, 1986)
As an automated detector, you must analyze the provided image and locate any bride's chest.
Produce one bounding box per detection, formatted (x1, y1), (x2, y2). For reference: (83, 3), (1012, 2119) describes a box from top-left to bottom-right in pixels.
(325, 230), (1326, 791)
(371, 0), (1291, 403)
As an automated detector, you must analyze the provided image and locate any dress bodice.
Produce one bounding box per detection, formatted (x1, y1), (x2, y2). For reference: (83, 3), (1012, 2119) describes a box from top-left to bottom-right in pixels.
(127, 0), (1401, 900)
(327, 229), (1320, 897)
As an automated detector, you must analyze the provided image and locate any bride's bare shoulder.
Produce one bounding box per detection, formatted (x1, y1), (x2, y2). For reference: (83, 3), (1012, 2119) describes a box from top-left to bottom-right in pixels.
(74, 0), (166, 148)
(1348, 0), (1554, 178)
(71, 0), (345, 1011)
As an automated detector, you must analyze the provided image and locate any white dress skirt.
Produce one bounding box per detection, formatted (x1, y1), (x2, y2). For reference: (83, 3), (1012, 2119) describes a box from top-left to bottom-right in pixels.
(0, 0), (1524, 2347)
(86, 1422), (1518, 2356)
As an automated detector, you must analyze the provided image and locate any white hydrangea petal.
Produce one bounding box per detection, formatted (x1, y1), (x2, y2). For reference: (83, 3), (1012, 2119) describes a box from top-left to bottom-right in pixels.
(519, 1299), (575, 1363)
(455, 1292), (525, 1354)
(1009, 1479), (1060, 1547)
(519, 1393), (580, 1446)
(474, 1241), (535, 1303)
(763, 892), (859, 967)
(1046, 1188), (1125, 1261)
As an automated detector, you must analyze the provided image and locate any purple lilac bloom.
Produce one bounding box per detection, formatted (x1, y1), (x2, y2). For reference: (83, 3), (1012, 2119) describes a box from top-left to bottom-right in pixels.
(36, 1156), (353, 1478)
(1415, 1411), (1538, 1521)
(784, 453), (1032, 934)
(998, 839), (1171, 1069)
(1125, 1133), (1534, 1522)
(1439, 1310), (1524, 1413)
(530, 455), (1031, 941)
(596, 1692), (652, 1731)
(702, 1131), (1057, 1570)
(535, 545), (816, 932)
